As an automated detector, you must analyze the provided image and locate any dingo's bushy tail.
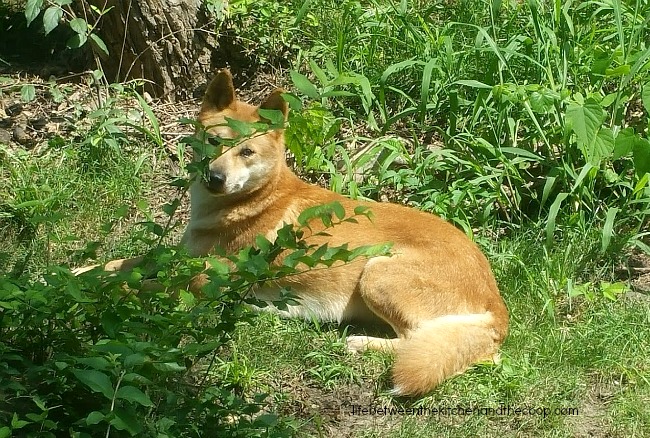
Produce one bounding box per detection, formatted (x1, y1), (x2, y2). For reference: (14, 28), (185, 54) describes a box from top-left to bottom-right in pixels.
(391, 312), (507, 396)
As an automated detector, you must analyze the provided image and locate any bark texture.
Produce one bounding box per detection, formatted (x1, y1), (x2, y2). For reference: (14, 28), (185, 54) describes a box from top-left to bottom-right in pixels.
(75, 0), (218, 100)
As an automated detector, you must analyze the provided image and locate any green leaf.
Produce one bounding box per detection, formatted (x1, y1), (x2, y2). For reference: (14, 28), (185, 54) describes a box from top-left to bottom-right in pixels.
(546, 192), (568, 247)
(224, 117), (252, 136)
(123, 353), (146, 369)
(42, 6), (62, 35)
(298, 202), (345, 227)
(111, 407), (142, 435)
(565, 99), (611, 164)
(282, 92), (302, 111)
(86, 411), (105, 425)
(20, 84), (36, 102)
(601, 207), (619, 253)
(55, 0), (73, 5)
(89, 33), (109, 57)
(11, 413), (30, 429)
(67, 32), (88, 49)
(290, 71), (320, 99)
(453, 79), (492, 89)
(72, 369), (115, 399)
(633, 139), (650, 177)
(0, 426), (10, 438)
(617, 128), (650, 176)
(566, 99), (604, 144)
(419, 58), (437, 123)
(253, 413), (278, 427)
(605, 64), (630, 77)
(101, 311), (122, 337)
(76, 356), (111, 371)
(69, 17), (87, 34)
(600, 282), (627, 301)
(25, 0), (44, 26)
(529, 88), (559, 114)
(331, 201), (345, 220)
(642, 83), (650, 115)
(152, 362), (186, 372)
(590, 127), (615, 164)
(258, 108), (285, 127)
(116, 386), (154, 407)
(614, 127), (637, 159)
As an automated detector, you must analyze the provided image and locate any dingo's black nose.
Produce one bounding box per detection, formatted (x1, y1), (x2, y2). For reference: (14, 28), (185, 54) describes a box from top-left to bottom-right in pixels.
(206, 170), (225, 191)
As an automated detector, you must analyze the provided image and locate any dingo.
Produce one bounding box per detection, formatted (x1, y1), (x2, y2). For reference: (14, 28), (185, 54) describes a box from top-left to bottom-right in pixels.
(80, 70), (509, 396)
(182, 70), (508, 396)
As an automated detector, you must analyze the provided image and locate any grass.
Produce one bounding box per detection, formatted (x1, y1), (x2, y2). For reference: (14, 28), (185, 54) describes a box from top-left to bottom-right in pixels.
(1, 0), (650, 436)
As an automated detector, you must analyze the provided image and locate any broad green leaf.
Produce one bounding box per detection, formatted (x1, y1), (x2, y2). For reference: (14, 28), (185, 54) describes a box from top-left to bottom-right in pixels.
(224, 117), (252, 136)
(529, 88), (559, 114)
(258, 108), (285, 127)
(290, 71), (319, 99)
(254, 413), (278, 427)
(605, 64), (630, 77)
(72, 369), (114, 399)
(20, 84), (36, 102)
(67, 33), (88, 49)
(0, 426), (10, 438)
(25, 0), (44, 26)
(86, 411), (105, 425)
(332, 201), (346, 220)
(69, 17), (87, 34)
(43, 6), (62, 35)
(282, 92), (302, 111)
(633, 139), (650, 177)
(11, 413), (29, 429)
(600, 282), (627, 301)
(566, 99), (604, 145)
(255, 234), (272, 252)
(110, 407), (142, 435)
(589, 126), (615, 164)
(89, 33), (109, 57)
(565, 99), (611, 164)
(601, 92), (617, 108)
(614, 127), (637, 159)
(116, 386), (154, 407)
(76, 356), (110, 371)
(123, 372), (153, 385)
(617, 128), (650, 175)
(55, 0), (73, 4)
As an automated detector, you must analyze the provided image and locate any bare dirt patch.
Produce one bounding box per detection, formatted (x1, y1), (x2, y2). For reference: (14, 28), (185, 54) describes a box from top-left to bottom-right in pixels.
(273, 376), (399, 437)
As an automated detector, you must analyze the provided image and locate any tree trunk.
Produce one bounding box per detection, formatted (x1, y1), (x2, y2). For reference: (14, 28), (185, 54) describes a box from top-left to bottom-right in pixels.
(74, 0), (218, 101)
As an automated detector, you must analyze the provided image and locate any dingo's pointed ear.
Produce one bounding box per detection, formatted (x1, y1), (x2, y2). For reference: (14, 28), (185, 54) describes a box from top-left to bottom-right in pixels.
(259, 89), (288, 121)
(202, 69), (235, 111)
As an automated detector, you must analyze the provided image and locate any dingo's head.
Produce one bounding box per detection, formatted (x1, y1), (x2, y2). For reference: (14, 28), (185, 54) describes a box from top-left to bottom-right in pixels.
(196, 69), (288, 197)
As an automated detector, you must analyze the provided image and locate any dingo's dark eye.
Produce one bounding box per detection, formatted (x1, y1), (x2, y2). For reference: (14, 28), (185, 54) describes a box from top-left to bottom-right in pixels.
(240, 148), (255, 157)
